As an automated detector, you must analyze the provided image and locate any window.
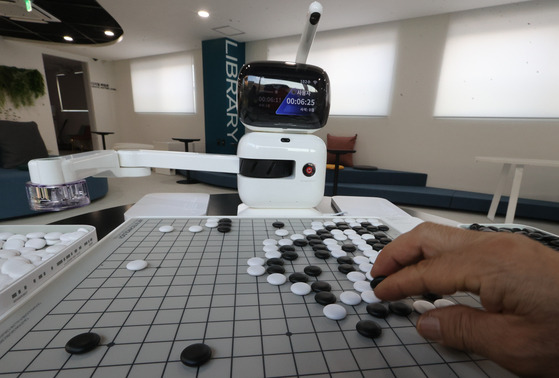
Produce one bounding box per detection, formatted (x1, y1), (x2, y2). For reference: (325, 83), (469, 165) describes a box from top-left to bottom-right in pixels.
(434, 2), (559, 118)
(267, 25), (398, 116)
(130, 52), (196, 113)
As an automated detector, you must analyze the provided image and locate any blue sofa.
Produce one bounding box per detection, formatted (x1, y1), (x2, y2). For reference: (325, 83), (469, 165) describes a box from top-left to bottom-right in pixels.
(0, 167), (108, 220)
(188, 167), (559, 222)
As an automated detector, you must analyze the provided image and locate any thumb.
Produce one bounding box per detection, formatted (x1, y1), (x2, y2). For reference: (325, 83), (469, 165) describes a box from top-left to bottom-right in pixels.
(416, 306), (509, 360)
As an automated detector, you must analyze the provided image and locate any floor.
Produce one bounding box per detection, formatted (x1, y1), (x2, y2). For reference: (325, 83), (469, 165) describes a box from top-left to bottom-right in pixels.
(2, 172), (558, 235)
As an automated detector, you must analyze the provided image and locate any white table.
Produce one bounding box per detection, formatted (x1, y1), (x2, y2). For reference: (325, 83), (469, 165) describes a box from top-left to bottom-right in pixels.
(475, 156), (559, 223)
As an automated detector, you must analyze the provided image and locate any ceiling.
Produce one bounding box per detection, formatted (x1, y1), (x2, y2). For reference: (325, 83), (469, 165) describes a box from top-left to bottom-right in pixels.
(1, 0), (533, 61)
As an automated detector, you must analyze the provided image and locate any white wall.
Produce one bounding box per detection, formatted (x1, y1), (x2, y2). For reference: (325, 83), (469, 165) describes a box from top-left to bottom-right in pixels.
(247, 11), (559, 202)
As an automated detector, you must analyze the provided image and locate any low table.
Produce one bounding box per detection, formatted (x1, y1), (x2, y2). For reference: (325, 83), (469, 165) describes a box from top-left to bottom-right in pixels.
(476, 156), (559, 223)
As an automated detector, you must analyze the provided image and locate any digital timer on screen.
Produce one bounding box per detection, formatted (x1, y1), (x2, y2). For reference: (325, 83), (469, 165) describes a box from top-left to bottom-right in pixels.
(238, 61), (330, 131)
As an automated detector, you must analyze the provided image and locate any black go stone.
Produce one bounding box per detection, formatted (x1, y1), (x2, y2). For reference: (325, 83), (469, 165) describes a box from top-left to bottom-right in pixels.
(315, 291), (337, 305)
(379, 237), (392, 245)
(366, 303), (389, 318)
(389, 301), (413, 317)
(180, 343), (212, 367)
(217, 226), (231, 233)
(293, 239), (308, 247)
(306, 234), (321, 241)
(314, 250), (331, 259)
(372, 243), (385, 251)
(366, 239), (379, 246)
(266, 265), (286, 274)
(356, 319), (382, 338)
(65, 332), (100, 354)
(281, 251), (299, 261)
(366, 225), (379, 232)
(311, 243), (328, 251)
(272, 221), (285, 229)
(370, 276), (386, 289)
(311, 281), (332, 292)
(266, 258), (284, 266)
(319, 233), (334, 240)
(289, 272), (309, 283)
(279, 245), (295, 252)
(341, 245), (356, 253)
(337, 256), (354, 265)
(338, 263), (356, 274)
(218, 218), (232, 225)
(309, 239), (325, 247)
(378, 225), (390, 232)
(423, 292), (443, 302)
(304, 265), (322, 277)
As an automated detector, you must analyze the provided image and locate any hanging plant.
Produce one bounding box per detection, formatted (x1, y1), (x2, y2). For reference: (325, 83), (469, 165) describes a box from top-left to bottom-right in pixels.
(0, 65), (46, 109)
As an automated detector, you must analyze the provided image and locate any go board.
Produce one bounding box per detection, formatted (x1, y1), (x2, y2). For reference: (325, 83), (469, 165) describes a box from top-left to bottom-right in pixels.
(0, 217), (514, 377)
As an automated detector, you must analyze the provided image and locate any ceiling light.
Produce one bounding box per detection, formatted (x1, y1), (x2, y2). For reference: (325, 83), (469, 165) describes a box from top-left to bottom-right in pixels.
(104, 30), (114, 37)
(63, 35), (73, 42)
(197, 10), (210, 18)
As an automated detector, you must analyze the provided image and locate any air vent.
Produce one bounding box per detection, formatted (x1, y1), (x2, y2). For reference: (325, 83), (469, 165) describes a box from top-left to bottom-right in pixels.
(0, 0), (60, 23)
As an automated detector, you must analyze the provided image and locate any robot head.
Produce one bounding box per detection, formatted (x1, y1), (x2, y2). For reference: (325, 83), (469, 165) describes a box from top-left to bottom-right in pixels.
(238, 61), (330, 133)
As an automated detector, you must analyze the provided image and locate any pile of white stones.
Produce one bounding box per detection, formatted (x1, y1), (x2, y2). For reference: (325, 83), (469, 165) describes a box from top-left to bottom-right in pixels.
(0, 228), (89, 291)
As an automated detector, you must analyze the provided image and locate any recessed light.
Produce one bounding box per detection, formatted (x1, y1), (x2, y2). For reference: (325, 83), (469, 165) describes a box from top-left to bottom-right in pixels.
(198, 10), (210, 18)
(104, 30), (115, 37)
(63, 35), (73, 42)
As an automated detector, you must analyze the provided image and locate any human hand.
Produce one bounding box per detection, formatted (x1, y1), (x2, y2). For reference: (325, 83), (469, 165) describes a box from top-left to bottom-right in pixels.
(370, 222), (559, 377)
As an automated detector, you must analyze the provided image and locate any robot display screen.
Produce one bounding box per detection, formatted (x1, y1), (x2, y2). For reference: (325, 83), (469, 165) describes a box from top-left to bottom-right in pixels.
(238, 61), (330, 130)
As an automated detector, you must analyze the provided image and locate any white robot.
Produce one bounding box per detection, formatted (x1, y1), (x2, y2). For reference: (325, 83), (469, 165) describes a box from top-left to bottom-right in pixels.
(27, 2), (330, 216)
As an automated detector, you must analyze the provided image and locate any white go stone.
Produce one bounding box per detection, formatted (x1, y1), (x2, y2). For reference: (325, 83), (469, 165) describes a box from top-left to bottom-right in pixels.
(126, 260), (148, 271)
(274, 229), (289, 237)
(361, 234), (374, 240)
(247, 265), (266, 276)
(0, 250), (20, 258)
(7, 234), (27, 241)
(361, 290), (382, 303)
(353, 280), (371, 293)
(0, 232), (14, 241)
(44, 232), (62, 240)
(263, 245), (279, 253)
(278, 239), (293, 246)
(267, 273), (286, 286)
(1, 259), (34, 279)
(353, 256), (369, 265)
(327, 244), (342, 252)
(334, 234), (347, 241)
(158, 225), (174, 233)
(25, 238), (46, 250)
(265, 251), (282, 259)
(434, 299), (456, 308)
(347, 271), (366, 282)
(26, 232), (45, 239)
(247, 257), (265, 266)
(323, 304), (347, 320)
(359, 262), (373, 273)
(188, 225), (203, 233)
(205, 221), (218, 228)
(302, 229), (316, 236)
(290, 234), (305, 241)
(340, 291), (361, 306)
(3, 239), (24, 250)
(263, 239), (278, 246)
(323, 238), (337, 245)
(331, 250), (347, 258)
(413, 300), (436, 314)
(290, 282), (312, 296)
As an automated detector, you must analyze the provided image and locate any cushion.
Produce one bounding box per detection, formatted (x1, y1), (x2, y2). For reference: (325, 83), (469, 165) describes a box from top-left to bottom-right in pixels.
(326, 163), (344, 170)
(327, 134), (357, 167)
(0, 120), (49, 169)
